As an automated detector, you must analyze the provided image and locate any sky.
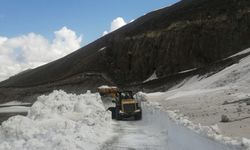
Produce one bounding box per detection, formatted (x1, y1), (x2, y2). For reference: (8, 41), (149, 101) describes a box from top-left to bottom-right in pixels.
(0, 0), (179, 81)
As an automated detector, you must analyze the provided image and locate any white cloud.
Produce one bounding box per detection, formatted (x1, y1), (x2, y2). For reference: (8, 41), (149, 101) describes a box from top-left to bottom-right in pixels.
(110, 17), (126, 32)
(103, 17), (127, 36)
(102, 31), (109, 36)
(0, 26), (82, 81)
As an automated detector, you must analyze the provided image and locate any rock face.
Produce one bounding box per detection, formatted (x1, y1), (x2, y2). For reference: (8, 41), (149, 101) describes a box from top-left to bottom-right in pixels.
(103, 0), (250, 84)
(1, 0), (250, 102)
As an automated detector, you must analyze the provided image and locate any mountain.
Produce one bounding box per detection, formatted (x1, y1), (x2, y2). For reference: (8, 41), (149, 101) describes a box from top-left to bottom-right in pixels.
(0, 0), (250, 102)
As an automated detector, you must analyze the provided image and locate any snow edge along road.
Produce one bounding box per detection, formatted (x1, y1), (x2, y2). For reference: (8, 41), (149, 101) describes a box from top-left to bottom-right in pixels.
(144, 100), (250, 150)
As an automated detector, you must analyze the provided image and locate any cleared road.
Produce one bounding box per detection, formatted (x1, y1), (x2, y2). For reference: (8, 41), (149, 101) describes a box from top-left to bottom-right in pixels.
(102, 105), (168, 150)
(102, 103), (239, 150)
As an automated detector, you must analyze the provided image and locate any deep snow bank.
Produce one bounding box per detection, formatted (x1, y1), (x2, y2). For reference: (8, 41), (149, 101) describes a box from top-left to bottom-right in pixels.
(0, 90), (114, 150)
(142, 98), (250, 150)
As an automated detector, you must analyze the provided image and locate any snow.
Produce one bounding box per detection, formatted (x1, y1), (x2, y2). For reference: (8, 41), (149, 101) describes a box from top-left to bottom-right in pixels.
(98, 47), (106, 52)
(0, 90), (114, 150)
(0, 89), (248, 150)
(143, 71), (158, 83)
(228, 48), (250, 58)
(144, 101), (249, 150)
(134, 91), (148, 102)
(165, 87), (226, 100)
(2, 47), (250, 150)
(98, 85), (117, 89)
(103, 103), (168, 150)
(178, 68), (197, 74)
(0, 106), (30, 113)
(156, 50), (250, 93)
(0, 101), (31, 107)
(140, 48), (250, 149)
(98, 85), (110, 88)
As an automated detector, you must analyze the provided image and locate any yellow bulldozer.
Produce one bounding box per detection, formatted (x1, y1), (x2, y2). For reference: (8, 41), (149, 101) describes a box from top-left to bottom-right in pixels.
(98, 86), (142, 120)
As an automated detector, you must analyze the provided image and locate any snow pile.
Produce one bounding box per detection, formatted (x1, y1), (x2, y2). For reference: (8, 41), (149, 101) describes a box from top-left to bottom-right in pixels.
(143, 71), (158, 83)
(0, 90), (114, 150)
(167, 110), (250, 149)
(134, 92), (148, 102)
(145, 101), (250, 150)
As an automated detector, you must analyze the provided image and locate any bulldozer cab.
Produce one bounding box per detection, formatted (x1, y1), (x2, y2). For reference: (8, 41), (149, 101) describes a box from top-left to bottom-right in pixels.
(98, 87), (142, 120)
(116, 91), (133, 106)
(119, 91), (133, 100)
(117, 91), (139, 113)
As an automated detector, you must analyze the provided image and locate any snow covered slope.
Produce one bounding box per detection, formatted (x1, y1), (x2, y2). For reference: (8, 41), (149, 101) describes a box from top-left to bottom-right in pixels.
(0, 90), (114, 150)
(144, 48), (250, 139)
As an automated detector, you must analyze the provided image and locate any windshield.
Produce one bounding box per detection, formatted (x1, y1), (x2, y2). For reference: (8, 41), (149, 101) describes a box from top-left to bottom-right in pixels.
(120, 92), (133, 99)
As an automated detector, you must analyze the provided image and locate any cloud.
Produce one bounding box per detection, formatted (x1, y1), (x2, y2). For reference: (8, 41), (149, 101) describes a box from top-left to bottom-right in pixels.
(0, 26), (82, 81)
(102, 31), (109, 36)
(103, 17), (127, 36)
(110, 17), (126, 32)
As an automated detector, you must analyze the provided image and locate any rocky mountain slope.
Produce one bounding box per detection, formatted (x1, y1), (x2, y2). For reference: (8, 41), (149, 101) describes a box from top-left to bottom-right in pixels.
(0, 0), (250, 102)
